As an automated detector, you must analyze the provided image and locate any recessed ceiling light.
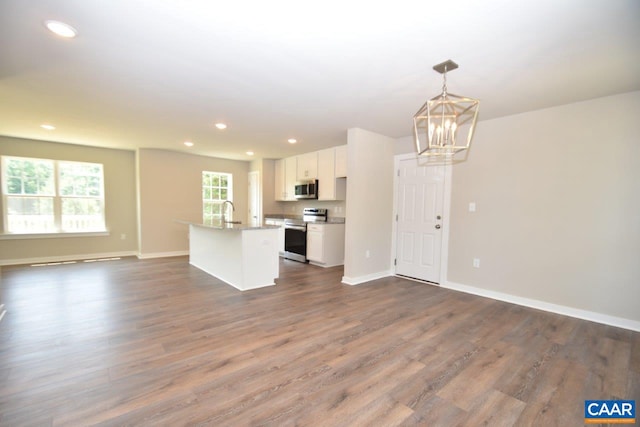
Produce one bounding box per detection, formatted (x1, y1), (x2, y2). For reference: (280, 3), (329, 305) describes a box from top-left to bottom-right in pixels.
(183, 141), (194, 147)
(215, 123), (227, 130)
(246, 151), (254, 156)
(40, 124), (56, 130)
(288, 138), (297, 144)
(44, 20), (77, 38)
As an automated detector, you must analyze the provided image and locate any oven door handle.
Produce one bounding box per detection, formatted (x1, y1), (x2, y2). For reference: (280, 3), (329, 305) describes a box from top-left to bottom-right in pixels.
(285, 225), (307, 231)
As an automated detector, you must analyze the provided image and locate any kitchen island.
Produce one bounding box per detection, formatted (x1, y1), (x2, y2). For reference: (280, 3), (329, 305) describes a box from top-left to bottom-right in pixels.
(186, 222), (280, 291)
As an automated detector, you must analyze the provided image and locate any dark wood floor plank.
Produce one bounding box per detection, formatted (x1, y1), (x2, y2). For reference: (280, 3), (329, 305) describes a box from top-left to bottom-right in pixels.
(0, 256), (638, 426)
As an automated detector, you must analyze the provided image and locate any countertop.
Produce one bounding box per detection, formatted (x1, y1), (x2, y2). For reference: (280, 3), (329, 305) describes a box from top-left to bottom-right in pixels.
(176, 220), (279, 231)
(264, 214), (345, 224)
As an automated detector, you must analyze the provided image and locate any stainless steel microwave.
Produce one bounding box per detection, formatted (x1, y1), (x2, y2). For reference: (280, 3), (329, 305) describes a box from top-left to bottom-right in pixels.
(294, 180), (318, 199)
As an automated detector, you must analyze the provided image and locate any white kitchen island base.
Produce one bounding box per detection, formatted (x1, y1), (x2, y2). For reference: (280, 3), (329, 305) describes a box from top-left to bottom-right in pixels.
(189, 223), (279, 291)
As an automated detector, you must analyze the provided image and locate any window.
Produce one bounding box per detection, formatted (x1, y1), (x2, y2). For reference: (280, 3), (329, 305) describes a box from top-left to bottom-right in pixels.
(202, 171), (232, 225)
(2, 156), (105, 234)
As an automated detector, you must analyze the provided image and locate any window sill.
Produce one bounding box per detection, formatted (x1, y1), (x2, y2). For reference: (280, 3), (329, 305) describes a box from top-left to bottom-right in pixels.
(0, 231), (110, 240)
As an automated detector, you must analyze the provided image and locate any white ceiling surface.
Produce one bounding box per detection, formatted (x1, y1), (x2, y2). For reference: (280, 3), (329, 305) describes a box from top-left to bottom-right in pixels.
(1, 1), (639, 160)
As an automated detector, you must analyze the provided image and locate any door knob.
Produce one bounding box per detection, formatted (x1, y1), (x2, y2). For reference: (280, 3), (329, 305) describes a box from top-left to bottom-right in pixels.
(435, 224), (441, 229)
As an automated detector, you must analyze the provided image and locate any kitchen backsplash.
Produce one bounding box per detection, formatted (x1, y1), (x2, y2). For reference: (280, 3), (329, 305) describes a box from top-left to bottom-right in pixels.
(275, 200), (346, 218)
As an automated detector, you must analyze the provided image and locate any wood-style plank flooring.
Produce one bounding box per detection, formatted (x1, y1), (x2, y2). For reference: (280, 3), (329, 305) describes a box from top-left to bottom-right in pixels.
(0, 256), (638, 426)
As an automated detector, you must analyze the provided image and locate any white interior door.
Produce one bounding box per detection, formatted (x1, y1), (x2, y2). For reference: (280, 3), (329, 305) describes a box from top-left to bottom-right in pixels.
(248, 171), (260, 226)
(395, 158), (445, 283)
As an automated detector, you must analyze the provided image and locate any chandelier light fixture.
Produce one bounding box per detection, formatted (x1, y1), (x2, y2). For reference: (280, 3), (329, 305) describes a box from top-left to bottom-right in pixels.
(413, 60), (480, 158)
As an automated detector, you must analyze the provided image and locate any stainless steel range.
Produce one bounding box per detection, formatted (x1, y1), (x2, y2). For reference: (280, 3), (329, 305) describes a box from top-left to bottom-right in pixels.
(282, 208), (328, 262)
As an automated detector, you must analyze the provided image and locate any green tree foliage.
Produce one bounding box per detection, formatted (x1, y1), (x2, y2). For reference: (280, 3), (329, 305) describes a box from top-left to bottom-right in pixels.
(5, 158), (54, 195)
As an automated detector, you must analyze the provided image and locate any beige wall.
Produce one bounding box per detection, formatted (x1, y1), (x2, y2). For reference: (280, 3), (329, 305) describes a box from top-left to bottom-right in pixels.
(138, 149), (250, 257)
(343, 128), (395, 282)
(447, 91), (640, 322)
(0, 136), (137, 264)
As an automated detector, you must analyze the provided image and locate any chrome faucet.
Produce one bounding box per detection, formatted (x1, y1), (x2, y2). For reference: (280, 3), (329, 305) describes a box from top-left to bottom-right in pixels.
(221, 200), (235, 224)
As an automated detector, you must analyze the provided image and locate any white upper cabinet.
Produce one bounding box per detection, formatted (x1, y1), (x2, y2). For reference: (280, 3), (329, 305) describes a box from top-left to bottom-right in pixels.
(335, 144), (347, 178)
(274, 158), (285, 201)
(318, 147), (345, 201)
(275, 145), (346, 202)
(275, 157), (298, 201)
(296, 152), (318, 181)
(284, 156), (297, 200)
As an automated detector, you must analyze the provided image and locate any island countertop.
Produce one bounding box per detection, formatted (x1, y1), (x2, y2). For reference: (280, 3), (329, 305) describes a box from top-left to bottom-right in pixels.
(176, 220), (279, 231)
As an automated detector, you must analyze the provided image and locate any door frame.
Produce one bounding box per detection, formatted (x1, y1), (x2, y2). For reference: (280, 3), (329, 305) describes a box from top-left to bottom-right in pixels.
(390, 153), (453, 285)
(248, 170), (261, 226)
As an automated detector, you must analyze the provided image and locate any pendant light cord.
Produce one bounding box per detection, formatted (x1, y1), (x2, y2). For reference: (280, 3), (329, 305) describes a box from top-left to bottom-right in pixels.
(442, 66), (448, 96)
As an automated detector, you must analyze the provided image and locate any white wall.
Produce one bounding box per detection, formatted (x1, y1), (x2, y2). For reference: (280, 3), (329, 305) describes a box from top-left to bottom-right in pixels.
(343, 128), (395, 284)
(446, 91), (640, 324)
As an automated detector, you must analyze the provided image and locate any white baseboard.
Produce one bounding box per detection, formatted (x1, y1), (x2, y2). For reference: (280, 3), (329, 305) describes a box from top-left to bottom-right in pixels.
(137, 250), (189, 260)
(443, 280), (640, 332)
(0, 251), (138, 267)
(342, 270), (393, 286)
(309, 261), (344, 268)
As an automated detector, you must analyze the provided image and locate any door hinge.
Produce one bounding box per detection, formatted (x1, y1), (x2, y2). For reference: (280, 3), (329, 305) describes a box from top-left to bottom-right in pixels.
(395, 214), (398, 221)
(397, 170), (400, 177)
(394, 258), (397, 266)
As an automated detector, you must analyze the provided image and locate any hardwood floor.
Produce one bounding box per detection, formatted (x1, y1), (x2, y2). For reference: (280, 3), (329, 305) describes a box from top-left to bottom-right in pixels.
(0, 256), (638, 426)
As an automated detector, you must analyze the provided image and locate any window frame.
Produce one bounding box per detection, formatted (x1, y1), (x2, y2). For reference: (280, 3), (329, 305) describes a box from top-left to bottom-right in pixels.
(1, 155), (107, 236)
(202, 171), (233, 225)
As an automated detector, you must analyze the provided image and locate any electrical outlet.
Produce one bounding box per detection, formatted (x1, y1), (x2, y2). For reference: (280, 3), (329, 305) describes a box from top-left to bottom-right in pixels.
(473, 258), (480, 268)
(365, 250), (371, 258)
(469, 202), (476, 212)
(120, 233), (126, 240)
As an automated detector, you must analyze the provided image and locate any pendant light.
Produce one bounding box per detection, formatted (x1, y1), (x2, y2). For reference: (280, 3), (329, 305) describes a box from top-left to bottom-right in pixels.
(413, 60), (480, 158)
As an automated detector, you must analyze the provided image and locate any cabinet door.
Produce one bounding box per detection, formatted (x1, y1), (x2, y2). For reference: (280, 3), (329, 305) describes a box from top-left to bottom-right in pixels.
(335, 145), (347, 178)
(284, 156), (297, 200)
(274, 159), (286, 201)
(306, 224), (324, 262)
(296, 152), (318, 180)
(317, 148), (336, 201)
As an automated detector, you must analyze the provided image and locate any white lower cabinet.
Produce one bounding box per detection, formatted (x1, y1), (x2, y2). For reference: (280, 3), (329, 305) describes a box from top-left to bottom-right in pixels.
(306, 223), (345, 267)
(306, 225), (323, 262)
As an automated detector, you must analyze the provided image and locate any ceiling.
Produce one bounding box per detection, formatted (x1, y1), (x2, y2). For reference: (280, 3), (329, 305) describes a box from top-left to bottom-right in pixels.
(1, 0), (639, 161)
